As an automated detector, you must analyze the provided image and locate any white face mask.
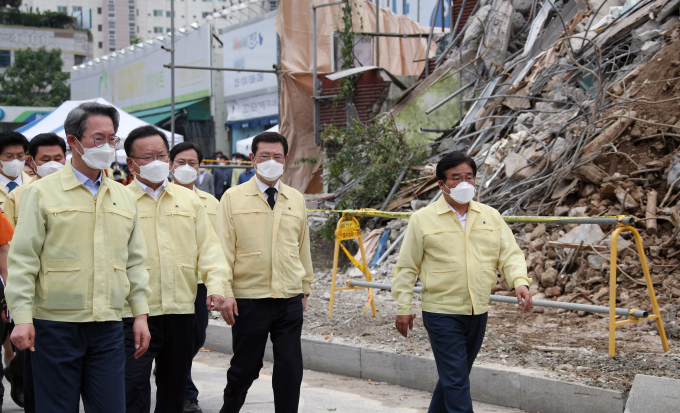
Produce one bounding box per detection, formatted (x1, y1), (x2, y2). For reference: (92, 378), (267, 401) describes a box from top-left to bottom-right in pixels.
(1, 159), (24, 178)
(74, 140), (115, 170)
(173, 164), (198, 185)
(442, 181), (475, 204)
(255, 159), (285, 182)
(36, 161), (64, 178)
(135, 160), (169, 184)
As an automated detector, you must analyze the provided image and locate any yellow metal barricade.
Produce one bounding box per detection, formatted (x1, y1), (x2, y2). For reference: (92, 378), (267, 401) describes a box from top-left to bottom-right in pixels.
(328, 214), (377, 318)
(609, 220), (670, 356)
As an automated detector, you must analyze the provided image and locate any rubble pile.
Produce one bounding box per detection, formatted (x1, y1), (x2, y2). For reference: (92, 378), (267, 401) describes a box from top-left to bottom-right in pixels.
(309, 0), (680, 339)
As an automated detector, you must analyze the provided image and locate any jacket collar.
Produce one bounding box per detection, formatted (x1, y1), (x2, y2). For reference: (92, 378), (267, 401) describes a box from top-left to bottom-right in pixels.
(244, 176), (290, 200)
(435, 193), (481, 215)
(127, 178), (173, 200)
(61, 159), (108, 192)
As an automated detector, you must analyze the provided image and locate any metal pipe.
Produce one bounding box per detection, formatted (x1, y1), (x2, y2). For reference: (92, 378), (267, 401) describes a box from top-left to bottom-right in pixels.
(170, 0), (175, 148)
(347, 280), (649, 318)
(313, 6), (318, 145)
(373, 163), (410, 224)
(163, 64), (277, 73)
(425, 81), (475, 114)
(452, 0), (467, 38)
(375, 0), (380, 67)
(424, 0), (440, 78)
(502, 216), (635, 225)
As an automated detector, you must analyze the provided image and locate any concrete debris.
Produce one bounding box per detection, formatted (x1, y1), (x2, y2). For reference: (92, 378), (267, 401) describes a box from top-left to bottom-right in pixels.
(558, 225), (606, 245)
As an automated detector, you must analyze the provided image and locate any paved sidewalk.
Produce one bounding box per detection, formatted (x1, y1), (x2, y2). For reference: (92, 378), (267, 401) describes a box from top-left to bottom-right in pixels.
(2, 350), (526, 412)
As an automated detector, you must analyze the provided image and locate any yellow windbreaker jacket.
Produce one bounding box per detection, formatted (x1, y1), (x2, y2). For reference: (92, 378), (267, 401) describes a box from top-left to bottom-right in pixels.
(124, 181), (228, 317)
(6, 162), (151, 324)
(392, 196), (530, 316)
(216, 177), (314, 299)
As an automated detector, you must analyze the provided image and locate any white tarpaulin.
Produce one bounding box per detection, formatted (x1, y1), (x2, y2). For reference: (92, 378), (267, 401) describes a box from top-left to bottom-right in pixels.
(16, 98), (183, 148)
(236, 124), (279, 155)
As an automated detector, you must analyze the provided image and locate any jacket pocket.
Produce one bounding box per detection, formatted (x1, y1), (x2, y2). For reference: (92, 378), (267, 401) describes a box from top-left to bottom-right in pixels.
(279, 210), (302, 248)
(109, 260), (130, 310)
(424, 266), (466, 307)
(233, 247), (267, 289)
(280, 251), (304, 292)
(145, 260), (161, 307)
(103, 206), (135, 253)
(42, 259), (87, 311)
(175, 258), (197, 305)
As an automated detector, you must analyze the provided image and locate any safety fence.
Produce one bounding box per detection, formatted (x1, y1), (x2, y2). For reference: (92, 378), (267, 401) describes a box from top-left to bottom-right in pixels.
(316, 208), (668, 356)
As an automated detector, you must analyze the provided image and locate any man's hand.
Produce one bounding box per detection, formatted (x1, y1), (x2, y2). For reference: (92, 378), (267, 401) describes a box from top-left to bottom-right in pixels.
(515, 285), (533, 313)
(207, 294), (224, 311)
(133, 314), (151, 359)
(220, 297), (238, 326)
(302, 294), (308, 312)
(10, 323), (35, 351)
(395, 315), (414, 338)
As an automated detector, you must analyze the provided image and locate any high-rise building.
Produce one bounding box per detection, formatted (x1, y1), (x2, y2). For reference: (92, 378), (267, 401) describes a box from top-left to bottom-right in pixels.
(22, 0), (276, 59)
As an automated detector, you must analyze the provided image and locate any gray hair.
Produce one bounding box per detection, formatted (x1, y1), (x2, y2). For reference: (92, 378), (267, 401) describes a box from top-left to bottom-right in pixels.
(64, 102), (120, 140)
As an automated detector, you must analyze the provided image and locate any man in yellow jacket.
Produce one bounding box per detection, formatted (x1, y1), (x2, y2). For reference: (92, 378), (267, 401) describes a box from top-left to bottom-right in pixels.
(6, 101), (152, 412)
(0, 132), (33, 210)
(4, 132), (67, 226)
(392, 151), (533, 413)
(168, 141), (219, 413)
(217, 132), (314, 413)
(3, 132), (67, 413)
(123, 125), (228, 413)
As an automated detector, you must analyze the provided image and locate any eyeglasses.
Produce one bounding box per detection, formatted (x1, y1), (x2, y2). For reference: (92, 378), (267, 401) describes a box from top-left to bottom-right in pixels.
(447, 176), (475, 185)
(131, 153), (169, 163)
(256, 154), (285, 163)
(0, 152), (26, 162)
(82, 135), (120, 148)
(175, 159), (199, 167)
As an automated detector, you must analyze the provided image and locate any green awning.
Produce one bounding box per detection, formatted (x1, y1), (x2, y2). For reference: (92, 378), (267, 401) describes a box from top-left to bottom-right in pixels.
(130, 98), (207, 125)
(137, 113), (173, 125)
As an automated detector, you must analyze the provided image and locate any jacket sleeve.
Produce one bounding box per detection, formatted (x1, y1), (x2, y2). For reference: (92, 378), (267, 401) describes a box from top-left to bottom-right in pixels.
(216, 191), (236, 298)
(125, 202), (151, 317)
(195, 196), (229, 298)
(298, 206), (314, 295)
(497, 219), (531, 289)
(6, 188), (44, 324)
(392, 215), (424, 316)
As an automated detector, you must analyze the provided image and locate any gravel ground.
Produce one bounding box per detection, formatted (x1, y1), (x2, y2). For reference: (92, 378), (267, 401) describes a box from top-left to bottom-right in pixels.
(211, 269), (680, 392)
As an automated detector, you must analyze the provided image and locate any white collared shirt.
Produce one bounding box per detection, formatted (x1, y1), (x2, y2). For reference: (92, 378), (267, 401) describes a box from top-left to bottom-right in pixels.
(0, 172), (22, 194)
(255, 175), (279, 202)
(197, 170), (206, 185)
(448, 204), (468, 230)
(71, 165), (101, 197)
(136, 179), (167, 201)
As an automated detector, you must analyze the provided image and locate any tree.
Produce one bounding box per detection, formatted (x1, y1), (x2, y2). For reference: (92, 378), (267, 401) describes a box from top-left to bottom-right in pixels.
(0, 0), (22, 9)
(130, 36), (142, 46)
(0, 47), (70, 106)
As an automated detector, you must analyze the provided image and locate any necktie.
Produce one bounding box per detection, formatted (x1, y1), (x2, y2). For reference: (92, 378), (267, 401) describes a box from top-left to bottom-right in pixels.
(7, 182), (17, 193)
(265, 187), (277, 210)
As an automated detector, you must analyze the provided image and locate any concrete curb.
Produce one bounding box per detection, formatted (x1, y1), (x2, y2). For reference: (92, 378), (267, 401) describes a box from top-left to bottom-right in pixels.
(624, 374), (680, 413)
(205, 324), (627, 413)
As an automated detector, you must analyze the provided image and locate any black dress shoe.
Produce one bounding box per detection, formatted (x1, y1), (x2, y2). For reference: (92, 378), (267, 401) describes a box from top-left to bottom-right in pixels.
(184, 398), (203, 413)
(3, 367), (23, 408)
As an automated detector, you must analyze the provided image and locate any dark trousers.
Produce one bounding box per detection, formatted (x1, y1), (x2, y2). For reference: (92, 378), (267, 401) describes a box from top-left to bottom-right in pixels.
(32, 319), (125, 413)
(186, 284), (209, 400)
(124, 314), (195, 413)
(220, 295), (304, 413)
(24, 349), (35, 413)
(422, 311), (488, 413)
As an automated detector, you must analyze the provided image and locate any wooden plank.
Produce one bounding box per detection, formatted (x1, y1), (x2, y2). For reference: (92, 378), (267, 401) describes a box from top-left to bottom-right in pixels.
(548, 241), (609, 252)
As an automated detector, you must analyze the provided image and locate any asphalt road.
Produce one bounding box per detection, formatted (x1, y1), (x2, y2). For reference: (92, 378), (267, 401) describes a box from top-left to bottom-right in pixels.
(1, 350), (525, 412)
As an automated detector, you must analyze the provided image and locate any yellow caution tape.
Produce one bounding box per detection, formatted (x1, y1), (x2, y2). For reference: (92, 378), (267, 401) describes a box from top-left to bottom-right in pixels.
(309, 208), (628, 223)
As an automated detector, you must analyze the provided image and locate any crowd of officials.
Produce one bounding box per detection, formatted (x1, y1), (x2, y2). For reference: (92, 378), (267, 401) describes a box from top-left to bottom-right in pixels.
(0, 101), (533, 413)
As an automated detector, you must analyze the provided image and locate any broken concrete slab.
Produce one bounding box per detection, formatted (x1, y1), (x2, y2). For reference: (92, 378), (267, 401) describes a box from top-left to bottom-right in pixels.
(615, 187), (640, 210)
(505, 153), (529, 178)
(574, 164), (608, 185)
(558, 224), (606, 245)
(624, 374), (680, 413)
(481, 1), (515, 76)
